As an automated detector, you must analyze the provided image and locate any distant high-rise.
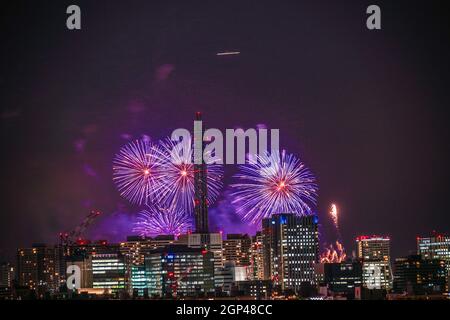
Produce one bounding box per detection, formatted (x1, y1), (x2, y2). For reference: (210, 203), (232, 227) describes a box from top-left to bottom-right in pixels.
(262, 214), (319, 293)
(0, 262), (14, 298)
(393, 255), (448, 296)
(417, 233), (450, 273)
(0, 262), (14, 288)
(356, 235), (392, 290)
(194, 111), (209, 234)
(16, 244), (60, 294)
(250, 232), (264, 280)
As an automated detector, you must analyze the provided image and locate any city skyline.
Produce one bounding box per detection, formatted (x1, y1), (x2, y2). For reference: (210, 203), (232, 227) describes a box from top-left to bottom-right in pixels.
(5, 215), (449, 300)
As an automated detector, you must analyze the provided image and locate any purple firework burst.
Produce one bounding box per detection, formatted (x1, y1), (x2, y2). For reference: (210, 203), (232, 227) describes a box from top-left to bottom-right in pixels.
(153, 137), (223, 213)
(113, 139), (163, 205)
(231, 150), (318, 225)
(132, 204), (193, 237)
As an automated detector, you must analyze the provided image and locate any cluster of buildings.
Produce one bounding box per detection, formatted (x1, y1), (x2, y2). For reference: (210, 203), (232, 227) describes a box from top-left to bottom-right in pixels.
(0, 216), (449, 300)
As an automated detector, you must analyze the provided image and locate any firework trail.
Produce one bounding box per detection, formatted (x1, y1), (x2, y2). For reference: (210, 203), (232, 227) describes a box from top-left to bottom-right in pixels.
(231, 150), (318, 225)
(152, 137), (224, 213)
(330, 203), (342, 239)
(320, 240), (347, 263)
(132, 204), (193, 237)
(113, 139), (164, 205)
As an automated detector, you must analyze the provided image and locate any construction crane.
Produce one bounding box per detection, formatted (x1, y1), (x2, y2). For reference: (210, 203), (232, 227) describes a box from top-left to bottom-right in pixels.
(59, 210), (101, 247)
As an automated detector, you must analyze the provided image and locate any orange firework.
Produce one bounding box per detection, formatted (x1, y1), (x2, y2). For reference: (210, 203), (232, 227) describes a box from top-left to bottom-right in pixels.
(330, 203), (338, 230)
(320, 241), (347, 263)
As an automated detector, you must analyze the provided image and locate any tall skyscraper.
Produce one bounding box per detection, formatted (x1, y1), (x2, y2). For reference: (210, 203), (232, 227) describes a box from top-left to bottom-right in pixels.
(262, 214), (319, 293)
(417, 233), (450, 273)
(194, 111), (209, 234)
(356, 235), (392, 290)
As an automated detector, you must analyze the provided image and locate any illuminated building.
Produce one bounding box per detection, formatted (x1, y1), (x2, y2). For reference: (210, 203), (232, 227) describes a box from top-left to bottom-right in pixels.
(16, 244), (60, 294)
(356, 236), (392, 290)
(120, 235), (176, 266)
(92, 253), (126, 292)
(214, 261), (248, 294)
(65, 255), (93, 289)
(179, 232), (223, 270)
(0, 262), (14, 299)
(324, 261), (363, 298)
(222, 234), (252, 266)
(393, 255), (448, 296)
(130, 265), (147, 297)
(144, 245), (215, 298)
(233, 280), (272, 299)
(417, 233), (450, 273)
(262, 214), (319, 293)
(250, 232), (264, 280)
(0, 262), (14, 288)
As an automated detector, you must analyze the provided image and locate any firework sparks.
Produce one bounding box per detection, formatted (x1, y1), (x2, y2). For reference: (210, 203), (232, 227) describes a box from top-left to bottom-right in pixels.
(132, 204), (193, 237)
(320, 241), (347, 263)
(231, 150), (318, 225)
(330, 203), (339, 230)
(113, 139), (163, 205)
(153, 137), (224, 213)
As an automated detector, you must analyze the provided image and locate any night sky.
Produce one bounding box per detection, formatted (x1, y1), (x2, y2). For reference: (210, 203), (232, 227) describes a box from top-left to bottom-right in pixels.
(1, 0), (449, 262)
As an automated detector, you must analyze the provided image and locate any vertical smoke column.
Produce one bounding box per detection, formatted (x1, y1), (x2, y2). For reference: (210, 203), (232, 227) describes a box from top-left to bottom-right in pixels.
(193, 112), (209, 233)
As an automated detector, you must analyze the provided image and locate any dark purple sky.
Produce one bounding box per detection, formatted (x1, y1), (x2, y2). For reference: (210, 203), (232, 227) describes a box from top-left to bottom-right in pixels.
(1, 0), (449, 262)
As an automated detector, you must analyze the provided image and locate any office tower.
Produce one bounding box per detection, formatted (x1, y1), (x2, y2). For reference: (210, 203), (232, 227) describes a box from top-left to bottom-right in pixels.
(417, 233), (450, 273)
(393, 255), (448, 296)
(92, 253), (126, 292)
(250, 232), (264, 280)
(356, 235), (392, 290)
(194, 111), (208, 234)
(223, 234), (252, 266)
(144, 245), (215, 298)
(16, 244), (60, 294)
(262, 214), (319, 293)
(323, 261), (363, 298)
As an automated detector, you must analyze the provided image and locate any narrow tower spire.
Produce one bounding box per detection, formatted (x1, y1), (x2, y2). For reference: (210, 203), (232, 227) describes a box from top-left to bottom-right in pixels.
(194, 112), (209, 233)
